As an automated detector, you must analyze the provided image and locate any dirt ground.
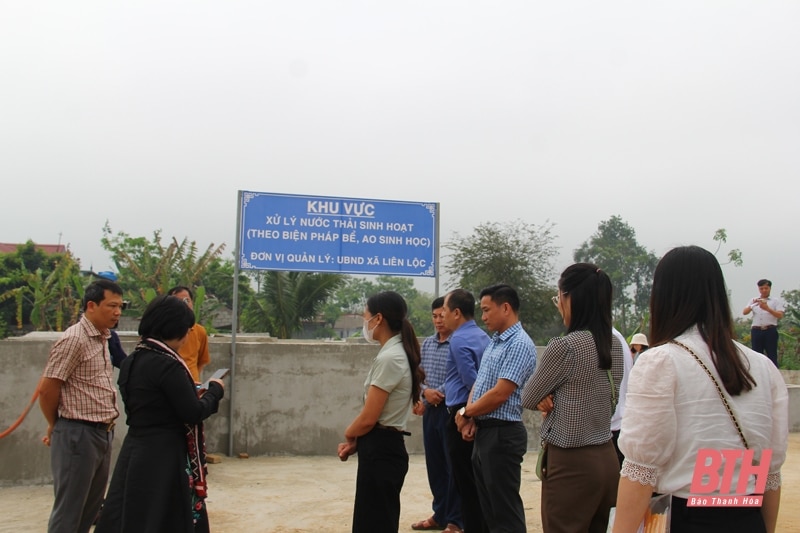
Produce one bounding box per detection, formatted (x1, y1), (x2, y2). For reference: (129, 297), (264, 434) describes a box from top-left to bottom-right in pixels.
(2, 433), (799, 533)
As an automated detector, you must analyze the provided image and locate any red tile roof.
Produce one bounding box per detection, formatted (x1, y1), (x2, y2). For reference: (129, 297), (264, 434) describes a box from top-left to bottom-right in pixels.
(0, 243), (67, 254)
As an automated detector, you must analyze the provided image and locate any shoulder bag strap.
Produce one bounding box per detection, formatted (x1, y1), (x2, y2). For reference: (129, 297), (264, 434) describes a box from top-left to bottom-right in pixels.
(670, 339), (749, 449)
(606, 369), (617, 413)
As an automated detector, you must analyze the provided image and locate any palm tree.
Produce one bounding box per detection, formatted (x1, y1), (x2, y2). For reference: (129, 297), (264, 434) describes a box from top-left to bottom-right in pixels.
(101, 224), (225, 316)
(243, 271), (344, 338)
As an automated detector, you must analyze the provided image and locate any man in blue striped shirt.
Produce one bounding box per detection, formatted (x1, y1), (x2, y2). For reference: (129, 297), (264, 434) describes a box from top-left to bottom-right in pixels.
(411, 297), (462, 532)
(456, 284), (537, 532)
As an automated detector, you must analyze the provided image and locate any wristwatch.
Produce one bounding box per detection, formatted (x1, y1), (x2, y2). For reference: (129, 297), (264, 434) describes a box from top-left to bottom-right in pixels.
(457, 406), (470, 419)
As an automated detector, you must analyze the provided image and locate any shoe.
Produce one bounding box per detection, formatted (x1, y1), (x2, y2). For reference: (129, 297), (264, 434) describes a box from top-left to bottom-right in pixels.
(411, 516), (445, 530)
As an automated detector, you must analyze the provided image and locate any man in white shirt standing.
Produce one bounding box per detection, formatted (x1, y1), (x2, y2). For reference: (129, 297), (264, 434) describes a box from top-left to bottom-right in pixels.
(743, 278), (785, 367)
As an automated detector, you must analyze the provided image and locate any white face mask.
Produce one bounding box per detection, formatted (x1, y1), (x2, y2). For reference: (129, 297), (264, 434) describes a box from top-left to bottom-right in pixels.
(362, 316), (378, 344)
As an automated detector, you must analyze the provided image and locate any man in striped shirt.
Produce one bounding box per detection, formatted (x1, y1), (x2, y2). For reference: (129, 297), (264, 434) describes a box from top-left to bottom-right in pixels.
(38, 279), (123, 533)
(456, 284), (537, 533)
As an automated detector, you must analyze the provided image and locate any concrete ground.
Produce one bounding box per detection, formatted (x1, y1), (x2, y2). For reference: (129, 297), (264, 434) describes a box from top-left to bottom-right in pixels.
(2, 433), (799, 532)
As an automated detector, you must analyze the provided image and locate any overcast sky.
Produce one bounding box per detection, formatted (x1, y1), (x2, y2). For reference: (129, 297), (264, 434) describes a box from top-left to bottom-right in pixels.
(2, 2), (799, 310)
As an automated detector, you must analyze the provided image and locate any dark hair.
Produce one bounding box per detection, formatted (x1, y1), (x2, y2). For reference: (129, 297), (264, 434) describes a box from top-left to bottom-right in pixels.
(431, 296), (445, 310)
(445, 289), (477, 319)
(478, 284), (520, 313)
(558, 263), (613, 369)
(650, 246), (755, 395)
(83, 279), (123, 311)
(167, 286), (194, 300)
(138, 295), (196, 342)
(757, 279), (772, 287)
(366, 291), (425, 402)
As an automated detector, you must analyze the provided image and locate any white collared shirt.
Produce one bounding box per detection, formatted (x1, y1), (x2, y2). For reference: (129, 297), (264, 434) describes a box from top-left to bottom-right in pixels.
(748, 296), (785, 328)
(619, 327), (788, 497)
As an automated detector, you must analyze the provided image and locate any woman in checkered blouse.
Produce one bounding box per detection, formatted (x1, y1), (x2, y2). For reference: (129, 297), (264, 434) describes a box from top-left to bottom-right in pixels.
(522, 263), (625, 533)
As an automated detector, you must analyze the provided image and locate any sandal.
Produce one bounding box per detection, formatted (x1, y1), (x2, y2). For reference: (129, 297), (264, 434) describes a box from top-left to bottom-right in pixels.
(411, 516), (444, 531)
(443, 526), (463, 533)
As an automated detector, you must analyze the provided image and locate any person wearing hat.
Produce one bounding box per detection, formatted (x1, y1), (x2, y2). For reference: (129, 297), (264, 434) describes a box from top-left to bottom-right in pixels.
(629, 333), (648, 364)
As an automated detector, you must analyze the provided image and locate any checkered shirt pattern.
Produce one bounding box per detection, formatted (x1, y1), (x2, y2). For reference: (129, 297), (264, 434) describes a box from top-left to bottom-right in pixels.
(471, 322), (537, 422)
(43, 315), (119, 423)
(522, 330), (624, 448)
(420, 333), (449, 405)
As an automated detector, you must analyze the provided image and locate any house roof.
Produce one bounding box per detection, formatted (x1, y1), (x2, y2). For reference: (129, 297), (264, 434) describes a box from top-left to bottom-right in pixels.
(0, 243), (67, 254)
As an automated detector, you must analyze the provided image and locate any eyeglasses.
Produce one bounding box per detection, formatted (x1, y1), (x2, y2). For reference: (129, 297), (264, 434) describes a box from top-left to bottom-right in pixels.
(551, 291), (568, 308)
(182, 297), (191, 305)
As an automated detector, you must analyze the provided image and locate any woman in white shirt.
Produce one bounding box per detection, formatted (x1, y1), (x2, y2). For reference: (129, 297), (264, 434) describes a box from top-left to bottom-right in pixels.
(614, 246), (787, 533)
(337, 290), (425, 533)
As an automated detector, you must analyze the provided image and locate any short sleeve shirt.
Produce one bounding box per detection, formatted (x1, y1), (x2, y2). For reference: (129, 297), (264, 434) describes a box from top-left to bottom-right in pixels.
(748, 296), (785, 328)
(364, 334), (412, 429)
(43, 315), (119, 422)
(471, 322), (537, 422)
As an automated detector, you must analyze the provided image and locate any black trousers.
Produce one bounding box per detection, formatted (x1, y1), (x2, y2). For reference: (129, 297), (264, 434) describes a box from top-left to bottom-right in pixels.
(446, 407), (488, 533)
(751, 326), (779, 366)
(671, 496), (766, 532)
(472, 420), (528, 532)
(352, 427), (408, 533)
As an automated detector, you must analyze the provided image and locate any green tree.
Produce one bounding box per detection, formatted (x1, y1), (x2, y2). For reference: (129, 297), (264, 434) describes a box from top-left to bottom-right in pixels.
(712, 228), (744, 267)
(778, 289), (800, 369)
(574, 215), (658, 335)
(240, 271), (344, 338)
(444, 219), (561, 344)
(198, 255), (256, 331)
(0, 242), (83, 336)
(101, 223), (226, 321)
(321, 275), (434, 338)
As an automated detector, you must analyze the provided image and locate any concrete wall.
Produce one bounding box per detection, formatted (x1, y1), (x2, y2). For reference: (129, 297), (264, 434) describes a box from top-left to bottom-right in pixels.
(2, 333), (796, 486)
(0, 333), (540, 486)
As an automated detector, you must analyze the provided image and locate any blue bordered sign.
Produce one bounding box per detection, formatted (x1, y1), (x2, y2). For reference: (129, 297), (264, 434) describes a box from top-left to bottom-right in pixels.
(238, 191), (438, 277)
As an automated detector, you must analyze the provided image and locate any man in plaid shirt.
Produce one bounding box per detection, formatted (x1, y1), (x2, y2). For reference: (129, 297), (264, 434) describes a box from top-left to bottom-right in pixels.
(412, 297), (463, 532)
(38, 279), (123, 533)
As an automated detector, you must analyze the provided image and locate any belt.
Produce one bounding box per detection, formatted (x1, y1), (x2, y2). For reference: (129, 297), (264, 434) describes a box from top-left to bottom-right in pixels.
(62, 418), (116, 432)
(752, 325), (777, 330)
(375, 423), (411, 436)
(447, 403), (467, 416)
(475, 418), (518, 428)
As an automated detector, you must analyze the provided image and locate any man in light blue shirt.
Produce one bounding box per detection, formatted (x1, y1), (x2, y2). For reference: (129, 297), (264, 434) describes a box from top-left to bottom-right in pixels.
(457, 284), (536, 532)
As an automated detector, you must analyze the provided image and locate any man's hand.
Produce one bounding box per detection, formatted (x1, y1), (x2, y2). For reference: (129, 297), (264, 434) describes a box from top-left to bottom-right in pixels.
(455, 410), (467, 431)
(423, 388), (445, 407)
(337, 437), (357, 461)
(42, 424), (53, 447)
(460, 418), (476, 441)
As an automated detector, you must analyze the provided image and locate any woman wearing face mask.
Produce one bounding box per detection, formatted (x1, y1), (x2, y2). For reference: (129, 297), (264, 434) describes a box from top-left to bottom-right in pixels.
(337, 291), (425, 533)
